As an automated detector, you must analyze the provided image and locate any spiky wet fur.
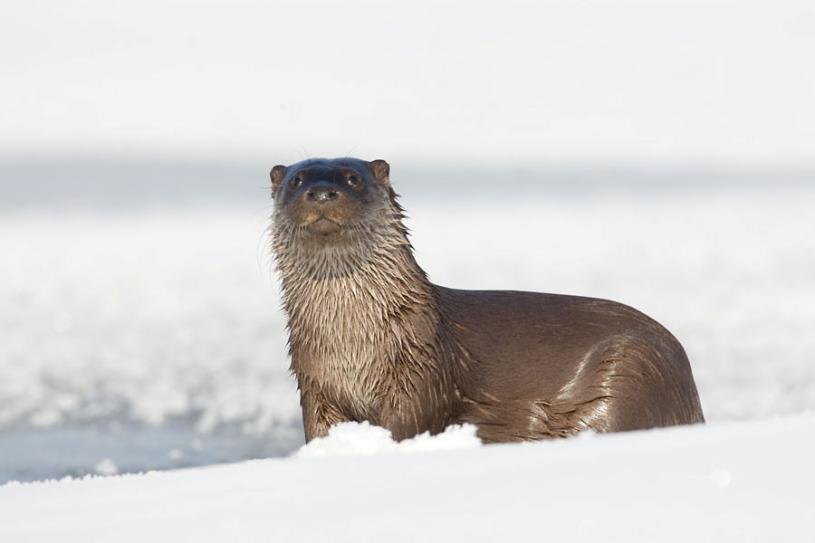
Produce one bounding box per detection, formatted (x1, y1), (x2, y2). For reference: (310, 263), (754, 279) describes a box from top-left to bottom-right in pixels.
(270, 186), (464, 440)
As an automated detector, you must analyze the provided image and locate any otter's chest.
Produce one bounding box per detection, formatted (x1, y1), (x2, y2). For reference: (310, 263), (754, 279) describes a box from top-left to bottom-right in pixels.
(292, 342), (388, 419)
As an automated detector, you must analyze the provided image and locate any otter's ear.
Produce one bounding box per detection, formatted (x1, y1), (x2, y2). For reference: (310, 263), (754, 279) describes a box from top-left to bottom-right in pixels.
(368, 159), (390, 187)
(270, 165), (287, 198)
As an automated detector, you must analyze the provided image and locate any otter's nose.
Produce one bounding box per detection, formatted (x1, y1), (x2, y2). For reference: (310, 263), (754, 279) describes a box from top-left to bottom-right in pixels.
(306, 184), (340, 204)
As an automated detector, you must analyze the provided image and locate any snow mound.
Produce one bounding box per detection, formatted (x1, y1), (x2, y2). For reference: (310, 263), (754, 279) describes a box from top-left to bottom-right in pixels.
(294, 421), (481, 459)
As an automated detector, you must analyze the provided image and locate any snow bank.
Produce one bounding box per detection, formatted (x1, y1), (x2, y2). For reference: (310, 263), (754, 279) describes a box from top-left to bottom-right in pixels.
(2, 413), (813, 542)
(294, 422), (481, 459)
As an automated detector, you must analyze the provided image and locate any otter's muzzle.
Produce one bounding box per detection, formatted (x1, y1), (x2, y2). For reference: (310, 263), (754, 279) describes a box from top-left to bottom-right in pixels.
(288, 180), (361, 235)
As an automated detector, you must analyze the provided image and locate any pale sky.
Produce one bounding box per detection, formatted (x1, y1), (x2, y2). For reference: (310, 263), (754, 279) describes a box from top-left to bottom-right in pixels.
(2, 0), (814, 166)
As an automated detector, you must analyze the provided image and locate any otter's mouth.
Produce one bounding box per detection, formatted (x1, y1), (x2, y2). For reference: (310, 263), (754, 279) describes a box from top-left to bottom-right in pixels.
(306, 216), (344, 235)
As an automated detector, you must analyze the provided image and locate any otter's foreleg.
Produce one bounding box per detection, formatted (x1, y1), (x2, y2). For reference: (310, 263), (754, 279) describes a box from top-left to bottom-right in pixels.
(299, 387), (348, 442)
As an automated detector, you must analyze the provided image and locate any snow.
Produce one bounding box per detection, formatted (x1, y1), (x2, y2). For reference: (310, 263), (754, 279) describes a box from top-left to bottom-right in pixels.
(1, 414), (813, 542)
(93, 458), (118, 476)
(295, 422), (481, 459)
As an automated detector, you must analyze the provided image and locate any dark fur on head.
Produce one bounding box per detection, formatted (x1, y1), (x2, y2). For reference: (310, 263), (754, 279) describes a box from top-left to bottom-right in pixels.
(270, 158), (410, 279)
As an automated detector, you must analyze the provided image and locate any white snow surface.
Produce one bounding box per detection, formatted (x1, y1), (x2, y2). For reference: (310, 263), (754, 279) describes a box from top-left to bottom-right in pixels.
(1, 185), (815, 482)
(294, 422), (482, 459)
(2, 414), (814, 542)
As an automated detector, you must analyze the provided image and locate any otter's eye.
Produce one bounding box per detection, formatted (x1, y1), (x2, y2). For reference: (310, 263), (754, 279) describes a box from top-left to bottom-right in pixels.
(290, 176), (303, 189)
(346, 174), (362, 189)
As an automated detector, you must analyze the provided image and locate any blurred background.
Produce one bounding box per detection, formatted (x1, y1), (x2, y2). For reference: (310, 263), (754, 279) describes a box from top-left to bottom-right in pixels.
(1, 0), (813, 482)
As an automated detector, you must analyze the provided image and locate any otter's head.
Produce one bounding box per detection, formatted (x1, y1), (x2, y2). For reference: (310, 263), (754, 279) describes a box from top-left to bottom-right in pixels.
(270, 158), (411, 279)
(270, 157), (394, 238)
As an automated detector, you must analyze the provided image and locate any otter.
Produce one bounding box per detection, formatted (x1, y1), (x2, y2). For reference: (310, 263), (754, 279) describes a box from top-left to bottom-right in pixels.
(269, 157), (704, 443)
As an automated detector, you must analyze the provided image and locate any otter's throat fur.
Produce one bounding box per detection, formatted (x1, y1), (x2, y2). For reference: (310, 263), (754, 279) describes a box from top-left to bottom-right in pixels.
(271, 202), (460, 437)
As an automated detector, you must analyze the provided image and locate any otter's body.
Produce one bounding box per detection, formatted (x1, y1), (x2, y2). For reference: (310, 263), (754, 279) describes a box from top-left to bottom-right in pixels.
(269, 157), (704, 443)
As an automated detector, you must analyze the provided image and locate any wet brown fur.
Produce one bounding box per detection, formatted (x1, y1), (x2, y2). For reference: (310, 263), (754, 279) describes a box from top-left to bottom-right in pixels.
(269, 158), (704, 443)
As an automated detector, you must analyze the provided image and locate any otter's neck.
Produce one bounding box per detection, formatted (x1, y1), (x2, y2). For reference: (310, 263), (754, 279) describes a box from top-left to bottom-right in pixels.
(272, 218), (440, 367)
(272, 209), (465, 435)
